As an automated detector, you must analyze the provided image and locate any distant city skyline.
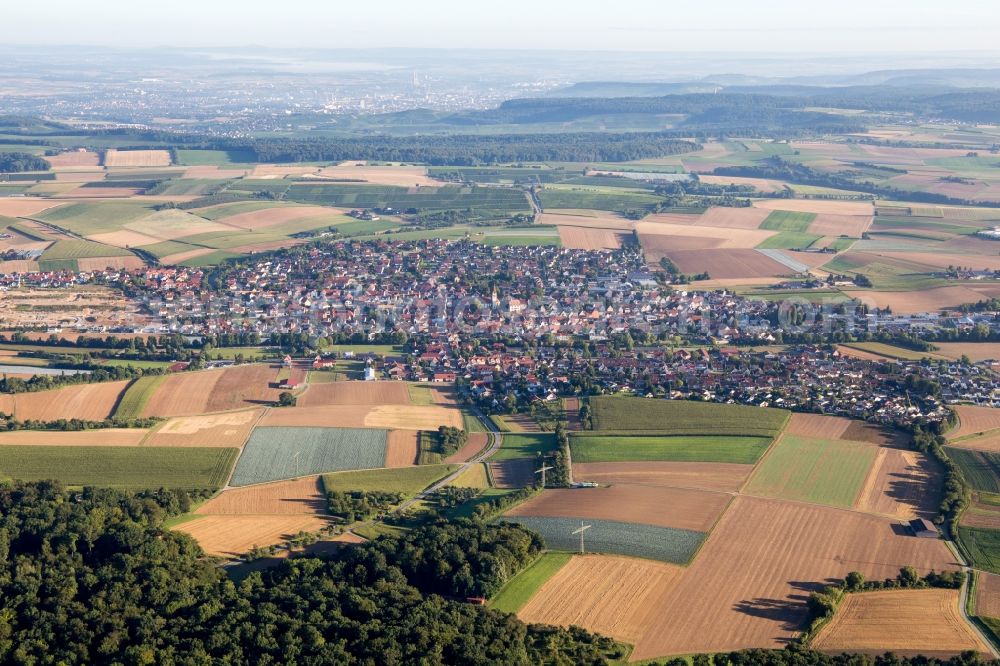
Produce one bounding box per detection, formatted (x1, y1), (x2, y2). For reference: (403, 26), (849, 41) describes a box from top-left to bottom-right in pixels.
(3, 0), (999, 53)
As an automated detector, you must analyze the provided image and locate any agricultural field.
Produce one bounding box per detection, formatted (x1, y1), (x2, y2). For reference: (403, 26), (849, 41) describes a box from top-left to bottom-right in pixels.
(0, 445), (237, 490)
(384, 430), (419, 467)
(505, 484), (730, 532)
(141, 365), (282, 417)
(951, 405), (1000, 439)
(744, 435), (878, 507)
(855, 445), (941, 520)
(260, 404), (463, 430)
(490, 552), (572, 614)
(321, 464), (458, 495)
(103, 149), (172, 167)
(516, 554), (683, 644)
(572, 461), (752, 492)
(569, 434), (771, 464)
(0, 380), (130, 421)
(959, 526), (1000, 574)
(976, 572), (1000, 618)
(299, 381), (411, 406)
(197, 476), (327, 515)
(810, 589), (990, 657)
(229, 427), (388, 486)
(759, 210), (816, 232)
(588, 396), (788, 436)
(173, 514), (332, 559)
(144, 409), (262, 448)
(502, 515), (706, 564)
(491, 432), (556, 461)
(113, 375), (168, 420)
(0, 429), (148, 446)
(945, 447), (1000, 493)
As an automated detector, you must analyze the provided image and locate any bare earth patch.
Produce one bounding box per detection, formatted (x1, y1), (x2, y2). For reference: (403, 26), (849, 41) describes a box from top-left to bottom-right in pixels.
(664, 249), (791, 279)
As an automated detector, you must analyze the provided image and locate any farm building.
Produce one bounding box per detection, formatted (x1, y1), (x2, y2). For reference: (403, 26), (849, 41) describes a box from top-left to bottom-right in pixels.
(909, 518), (939, 538)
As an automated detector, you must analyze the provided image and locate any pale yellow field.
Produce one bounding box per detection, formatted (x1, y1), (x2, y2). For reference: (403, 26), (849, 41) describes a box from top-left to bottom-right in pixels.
(319, 163), (438, 187)
(260, 404), (463, 430)
(173, 514), (332, 558)
(634, 220), (776, 248)
(103, 149), (172, 167)
(144, 409), (262, 448)
(754, 199), (875, 216)
(0, 429), (148, 446)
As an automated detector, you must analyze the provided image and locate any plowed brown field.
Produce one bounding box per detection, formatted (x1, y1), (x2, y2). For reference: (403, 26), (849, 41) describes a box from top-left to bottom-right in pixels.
(490, 458), (535, 488)
(783, 413), (851, 439)
(173, 514), (331, 558)
(506, 485), (729, 532)
(518, 555), (684, 644)
(444, 432), (488, 463)
(299, 381), (411, 406)
(144, 409), (261, 448)
(385, 430), (419, 467)
(627, 495), (959, 660)
(573, 461), (752, 493)
(843, 287), (988, 315)
(204, 364), (283, 412)
(141, 370), (223, 417)
(8, 381), (129, 421)
(950, 405), (1000, 439)
(811, 589), (989, 657)
(260, 404), (462, 430)
(976, 573), (1000, 618)
(535, 211), (635, 230)
(754, 199), (874, 216)
(635, 221), (775, 247)
(196, 476), (326, 515)
(664, 249), (790, 279)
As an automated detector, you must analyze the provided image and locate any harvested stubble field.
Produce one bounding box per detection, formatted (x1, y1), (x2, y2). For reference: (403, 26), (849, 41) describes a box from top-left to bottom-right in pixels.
(298, 381), (411, 406)
(197, 476), (326, 515)
(144, 409), (262, 448)
(45, 150), (101, 169)
(384, 430), (419, 467)
(589, 397), (788, 436)
(260, 404), (463, 430)
(213, 205), (331, 230)
(174, 514), (332, 558)
(782, 413), (851, 439)
(569, 434), (771, 465)
(626, 495), (959, 660)
(318, 164), (438, 187)
(810, 589), (989, 657)
(556, 225), (628, 250)
(535, 211), (635, 231)
(321, 464), (458, 495)
(933, 343), (1000, 362)
(229, 426), (388, 486)
(667, 249), (792, 279)
(0, 199), (65, 217)
(956, 433), (1000, 454)
(505, 485), (730, 533)
(745, 435), (878, 508)
(503, 515), (705, 565)
(449, 462), (489, 489)
(141, 365), (281, 417)
(0, 445), (237, 490)
(76, 255), (145, 271)
(753, 199), (874, 216)
(951, 405), (1000, 439)
(808, 213), (873, 237)
(634, 220), (775, 248)
(855, 446), (941, 520)
(0, 380), (129, 421)
(977, 572), (1000, 618)
(0, 429), (148, 446)
(843, 286), (994, 315)
(103, 149), (172, 167)
(517, 554), (684, 645)
(572, 461), (752, 492)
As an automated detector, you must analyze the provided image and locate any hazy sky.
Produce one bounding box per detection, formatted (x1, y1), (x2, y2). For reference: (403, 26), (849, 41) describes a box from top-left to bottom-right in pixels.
(3, 0), (999, 52)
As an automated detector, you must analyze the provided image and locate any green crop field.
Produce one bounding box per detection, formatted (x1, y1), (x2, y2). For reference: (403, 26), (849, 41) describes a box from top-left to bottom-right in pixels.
(114, 375), (168, 420)
(479, 233), (561, 247)
(178, 250), (241, 267)
(745, 435), (878, 507)
(147, 179), (230, 196)
(35, 202), (156, 235)
(959, 526), (1000, 574)
(537, 186), (661, 212)
(0, 445), (237, 490)
(947, 448), (1000, 493)
(491, 433), (557, 461)
(569, 434), (771, 464)
(490, 552), (571, 613)
(589, 397), (788, 436)
(759, 210), (817, 232)
(502, 515), (705, 564)
(227, 179), (293, 195)
(174, 149), (256, 166)
(321, 464), (458, 495)
(100, 359), (174, 370)
(40, 240), (133, 260)
(756, 231), (821, 250)
(230, 427), (388, 486)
